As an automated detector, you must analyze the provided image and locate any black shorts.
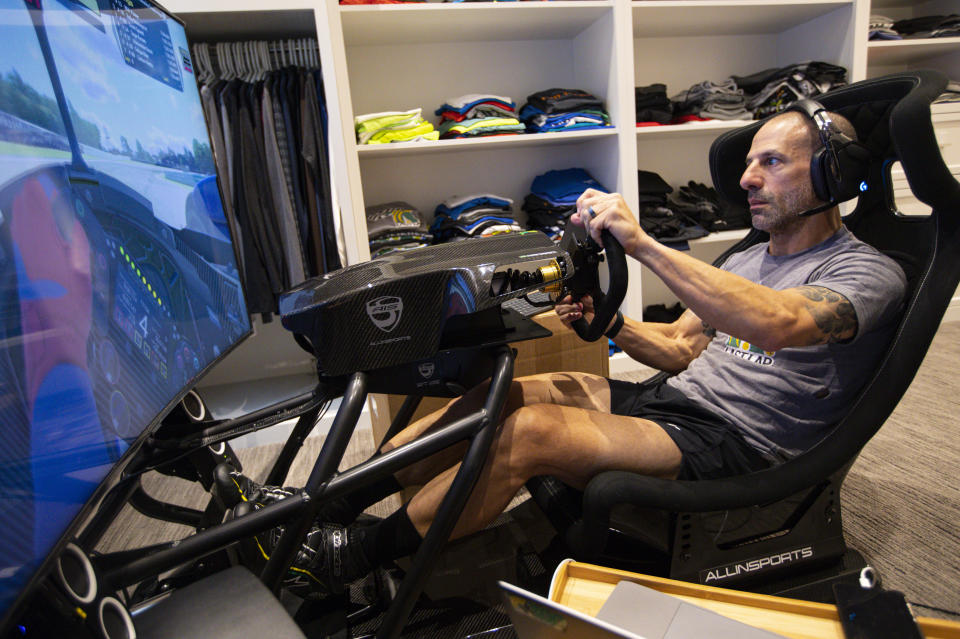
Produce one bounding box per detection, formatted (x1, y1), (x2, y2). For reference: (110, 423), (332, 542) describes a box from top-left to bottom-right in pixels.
(607, 378), (771, 480)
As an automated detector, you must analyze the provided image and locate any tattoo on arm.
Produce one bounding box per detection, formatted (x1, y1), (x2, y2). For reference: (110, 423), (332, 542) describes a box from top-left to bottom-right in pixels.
(701, 321), (716, 339)
(796, 286), (858, 343)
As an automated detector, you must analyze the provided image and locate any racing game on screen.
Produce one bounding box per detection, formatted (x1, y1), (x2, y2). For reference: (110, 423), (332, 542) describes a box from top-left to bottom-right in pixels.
(0, 0), (251, 619)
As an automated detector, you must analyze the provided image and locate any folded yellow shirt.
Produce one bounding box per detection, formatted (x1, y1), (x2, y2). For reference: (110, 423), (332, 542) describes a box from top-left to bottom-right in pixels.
(366, 120), (438, 144)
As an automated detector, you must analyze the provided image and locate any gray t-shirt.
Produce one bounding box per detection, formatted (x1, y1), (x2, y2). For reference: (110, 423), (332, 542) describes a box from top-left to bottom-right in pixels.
(666, 226), (907, 460)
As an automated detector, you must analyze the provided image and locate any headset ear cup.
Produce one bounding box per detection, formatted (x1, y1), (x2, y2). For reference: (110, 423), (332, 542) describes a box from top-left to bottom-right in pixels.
(834, 141), (872, 202)
(809, 147), (833, 202)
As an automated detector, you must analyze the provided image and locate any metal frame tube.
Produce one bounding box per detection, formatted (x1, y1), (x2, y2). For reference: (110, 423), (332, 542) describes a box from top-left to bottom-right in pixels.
(323, 411), (484, 501)
(265, 403), (323, 487)
(105, 492), (307, 587)
(261, 372), (369, 591)
(377, 346), (514, 639)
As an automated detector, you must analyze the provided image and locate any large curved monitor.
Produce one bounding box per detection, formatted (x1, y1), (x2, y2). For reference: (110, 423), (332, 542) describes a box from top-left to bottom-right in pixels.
(0, 0), (251, 625)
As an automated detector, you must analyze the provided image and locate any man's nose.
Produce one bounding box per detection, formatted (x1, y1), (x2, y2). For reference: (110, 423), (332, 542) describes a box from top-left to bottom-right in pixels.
(740, 162), (761, 191)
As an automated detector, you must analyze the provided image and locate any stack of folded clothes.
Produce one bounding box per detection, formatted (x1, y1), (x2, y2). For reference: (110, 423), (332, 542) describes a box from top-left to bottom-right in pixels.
(519, 88), (612, 133)
(669, 181), (750, 233)
(355, 108), (438, 145)
(366, 201), (433, 258)
(635, 169), (708, 245)
(522, 167), (608, 241)
(891, 14), (960, 38)
(435, 93), (525, 139)
(635, 83), (674, 126)
(735, 61), (847, 119)
(869, 14), (901, 40)
(670, 79), (751, 122)
(430, 194), (522, 243)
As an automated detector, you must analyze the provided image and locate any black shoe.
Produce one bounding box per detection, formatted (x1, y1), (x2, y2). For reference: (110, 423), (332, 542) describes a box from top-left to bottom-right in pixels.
(231, 503), (372, 600)
(282, 523), (372, 598)
(213, 462), (258, 509)
(213, 463), (359, 525)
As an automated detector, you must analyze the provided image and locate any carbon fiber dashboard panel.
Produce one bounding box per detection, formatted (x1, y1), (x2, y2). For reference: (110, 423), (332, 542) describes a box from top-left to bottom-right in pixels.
(279, 233), (568, 376)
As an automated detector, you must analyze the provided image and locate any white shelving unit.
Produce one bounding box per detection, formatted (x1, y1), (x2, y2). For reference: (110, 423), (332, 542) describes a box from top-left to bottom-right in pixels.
(166, 0), (960, 386)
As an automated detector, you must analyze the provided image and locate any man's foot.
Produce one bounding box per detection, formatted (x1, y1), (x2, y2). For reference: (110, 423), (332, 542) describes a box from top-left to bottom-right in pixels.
(213, 463), (295, 510)
(213, 464), (375, 599)
(213, 463), (358, 524)
(231, 502), (372, 599)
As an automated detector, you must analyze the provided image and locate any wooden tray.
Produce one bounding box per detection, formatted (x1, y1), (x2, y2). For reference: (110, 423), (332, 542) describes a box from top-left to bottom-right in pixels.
(548, 560), (960, 639)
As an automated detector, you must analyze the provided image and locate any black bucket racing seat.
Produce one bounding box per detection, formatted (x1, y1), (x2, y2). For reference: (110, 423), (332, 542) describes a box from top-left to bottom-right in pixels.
(527, 70), (960, 601)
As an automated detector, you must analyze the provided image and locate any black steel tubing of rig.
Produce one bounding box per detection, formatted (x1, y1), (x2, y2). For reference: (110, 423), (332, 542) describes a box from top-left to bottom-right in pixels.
(265, 402), (324, 487)
(377, 346), (515, 639)
(324, 409), (486, 503)
(128, 484), (206, 528)
(76, 475), (142, 550)
(104, 491), (308, 588)
(261, 372), (370, 592)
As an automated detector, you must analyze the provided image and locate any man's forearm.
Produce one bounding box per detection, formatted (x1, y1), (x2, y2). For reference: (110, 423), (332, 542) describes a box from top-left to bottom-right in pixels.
(613, 316), (705, 374)
(633, 240), (797, 352)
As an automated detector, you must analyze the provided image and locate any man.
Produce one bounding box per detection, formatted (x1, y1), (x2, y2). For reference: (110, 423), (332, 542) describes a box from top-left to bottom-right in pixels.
(224, 108), (906, 597)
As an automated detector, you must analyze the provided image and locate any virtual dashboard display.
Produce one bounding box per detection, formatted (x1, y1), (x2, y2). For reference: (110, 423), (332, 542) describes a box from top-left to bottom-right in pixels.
(0, 0), (251, 622)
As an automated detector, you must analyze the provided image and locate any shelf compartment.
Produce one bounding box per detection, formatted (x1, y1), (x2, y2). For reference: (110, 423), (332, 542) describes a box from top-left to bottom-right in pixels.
(355, 128), (619, 158)
(631, 0), (852, 37)
(167, 0), (319, 40)
(340, 2), (613, 46)
(636, 119), (753, 140)
(867, 37), (960, 66)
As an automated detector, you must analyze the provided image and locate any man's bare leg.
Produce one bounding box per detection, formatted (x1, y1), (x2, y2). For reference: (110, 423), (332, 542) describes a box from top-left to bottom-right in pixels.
(403, 385), (683, 538)
(382, 372), (618, 488)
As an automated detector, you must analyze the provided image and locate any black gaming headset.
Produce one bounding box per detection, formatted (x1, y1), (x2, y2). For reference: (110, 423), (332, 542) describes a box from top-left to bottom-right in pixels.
(788, 98), (873, 216)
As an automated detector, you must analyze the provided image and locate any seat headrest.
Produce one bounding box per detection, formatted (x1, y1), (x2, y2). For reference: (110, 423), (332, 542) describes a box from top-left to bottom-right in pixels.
(709, 70), (955, 214)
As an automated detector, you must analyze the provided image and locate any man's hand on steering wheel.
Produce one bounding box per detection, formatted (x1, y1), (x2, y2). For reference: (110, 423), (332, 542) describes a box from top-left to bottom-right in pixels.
(556, 293), (593, 331)
(556, 294), (620, 338)
(573, 188), (650, 259)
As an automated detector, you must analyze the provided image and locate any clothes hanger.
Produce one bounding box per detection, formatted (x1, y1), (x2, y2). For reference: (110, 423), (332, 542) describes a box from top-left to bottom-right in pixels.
(200, 44), (214, 82)
(215, 42), (228, 80)
(260, 41), (271, 78)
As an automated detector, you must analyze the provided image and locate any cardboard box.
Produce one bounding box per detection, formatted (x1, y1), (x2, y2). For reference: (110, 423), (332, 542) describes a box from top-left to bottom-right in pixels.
(369, 311), (609, 447)
(512, 310), (610, 379)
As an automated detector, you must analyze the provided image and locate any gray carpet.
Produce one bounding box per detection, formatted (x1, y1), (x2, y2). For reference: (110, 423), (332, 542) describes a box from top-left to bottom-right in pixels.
(839, 320), (960, 621)
(97, 322), (960, 623)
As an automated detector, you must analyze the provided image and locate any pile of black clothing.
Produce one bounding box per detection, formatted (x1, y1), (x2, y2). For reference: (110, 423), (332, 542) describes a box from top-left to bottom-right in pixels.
(636, 170), (708, 245)
(669, 181), (750, 233)
(636, 171), (751, 245)
(869, 14), (960, 39)
(643, 302), (685, 323)
(635, 83), (673, 125)
(735, 61), (847, 119)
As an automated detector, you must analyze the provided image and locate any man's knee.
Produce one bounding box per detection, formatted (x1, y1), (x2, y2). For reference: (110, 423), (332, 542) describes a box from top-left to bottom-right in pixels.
(501, 404), (566, 458)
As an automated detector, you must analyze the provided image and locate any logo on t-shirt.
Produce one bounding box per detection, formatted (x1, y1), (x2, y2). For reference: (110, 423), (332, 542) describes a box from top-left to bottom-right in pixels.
(721, 336), (776, 366)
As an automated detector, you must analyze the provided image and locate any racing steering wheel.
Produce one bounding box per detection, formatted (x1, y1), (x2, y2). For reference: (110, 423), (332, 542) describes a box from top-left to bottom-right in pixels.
(558, 222), (628, 342)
